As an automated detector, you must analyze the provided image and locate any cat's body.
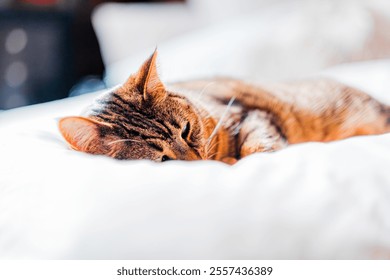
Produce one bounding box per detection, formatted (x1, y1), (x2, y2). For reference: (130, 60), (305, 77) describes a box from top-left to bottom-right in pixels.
(59, 51), (390, 163)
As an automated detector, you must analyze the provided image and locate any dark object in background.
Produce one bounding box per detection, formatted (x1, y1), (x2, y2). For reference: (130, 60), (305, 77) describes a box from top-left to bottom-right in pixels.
(0, 10), (75, 109)
(0, 0), (105, 110)
(0, 0), (183, 110)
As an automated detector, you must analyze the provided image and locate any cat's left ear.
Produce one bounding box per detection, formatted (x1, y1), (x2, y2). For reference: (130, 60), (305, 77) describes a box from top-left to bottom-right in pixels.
(58, 116), (112, 153)
(132, 49), (166, 103)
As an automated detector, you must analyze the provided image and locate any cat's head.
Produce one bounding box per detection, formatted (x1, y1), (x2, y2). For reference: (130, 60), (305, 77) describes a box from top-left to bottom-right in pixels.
(59, 51), (216, 162)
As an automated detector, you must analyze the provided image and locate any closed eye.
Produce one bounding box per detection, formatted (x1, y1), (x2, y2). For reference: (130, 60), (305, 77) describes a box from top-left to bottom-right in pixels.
(161, 155), (171, 162)
(148, 142), (163, 152)
(181, 122), (190, 140)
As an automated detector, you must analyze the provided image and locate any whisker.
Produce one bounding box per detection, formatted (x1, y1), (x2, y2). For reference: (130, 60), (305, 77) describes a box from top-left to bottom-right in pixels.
(197, 81), (216, 101)
(207, 149), (218, 159)
(206, 140), (219, 157)
(231, 122), (243, 135)
(107, 139), (142, 145)
(207, 151), (220, 160)
(205, 96), (236, 151)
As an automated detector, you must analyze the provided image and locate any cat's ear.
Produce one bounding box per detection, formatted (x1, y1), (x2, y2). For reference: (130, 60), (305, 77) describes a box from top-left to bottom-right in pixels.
(58, 116), (111, 152)
(132, 50), (166, 103)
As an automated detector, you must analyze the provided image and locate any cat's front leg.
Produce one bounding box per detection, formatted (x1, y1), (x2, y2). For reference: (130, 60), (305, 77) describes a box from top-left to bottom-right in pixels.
(238, 110), (287, 158)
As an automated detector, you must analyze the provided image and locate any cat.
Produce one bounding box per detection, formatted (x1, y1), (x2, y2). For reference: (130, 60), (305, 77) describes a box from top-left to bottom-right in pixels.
(59, 50), (390, 164)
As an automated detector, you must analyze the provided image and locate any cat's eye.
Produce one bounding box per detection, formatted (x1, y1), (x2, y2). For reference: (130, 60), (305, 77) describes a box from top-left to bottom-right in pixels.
(181, 122), (191, 139)
(161, 155), (171, 162)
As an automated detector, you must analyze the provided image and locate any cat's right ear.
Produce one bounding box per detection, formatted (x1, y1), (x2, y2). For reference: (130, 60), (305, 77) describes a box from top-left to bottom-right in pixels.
(123, 50), (166, 103)
(58, 116), (111, 152)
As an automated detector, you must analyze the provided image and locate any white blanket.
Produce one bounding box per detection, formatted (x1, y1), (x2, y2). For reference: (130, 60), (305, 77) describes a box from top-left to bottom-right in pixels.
(1, 60), (390, 259)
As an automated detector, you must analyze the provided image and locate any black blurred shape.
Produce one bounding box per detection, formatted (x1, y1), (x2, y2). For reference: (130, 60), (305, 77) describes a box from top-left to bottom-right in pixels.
(0, 10), (73, 109)
(0, 8), (104, 110)
(0, 1), (183, 110)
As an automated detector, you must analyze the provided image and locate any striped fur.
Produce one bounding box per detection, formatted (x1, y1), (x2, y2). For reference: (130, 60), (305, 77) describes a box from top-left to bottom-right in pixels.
(59, 51), (390, 163)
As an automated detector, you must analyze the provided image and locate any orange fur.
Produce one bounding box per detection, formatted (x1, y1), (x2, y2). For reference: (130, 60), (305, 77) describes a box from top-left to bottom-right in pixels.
(59, 51), (390, 163)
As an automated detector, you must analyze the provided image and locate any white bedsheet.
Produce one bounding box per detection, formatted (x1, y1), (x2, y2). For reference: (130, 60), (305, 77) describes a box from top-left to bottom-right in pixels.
(1, 60), (390, 259)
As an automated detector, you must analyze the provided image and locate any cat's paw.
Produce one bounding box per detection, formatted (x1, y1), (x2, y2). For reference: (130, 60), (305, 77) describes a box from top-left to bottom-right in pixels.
(221, 157), (238, 165)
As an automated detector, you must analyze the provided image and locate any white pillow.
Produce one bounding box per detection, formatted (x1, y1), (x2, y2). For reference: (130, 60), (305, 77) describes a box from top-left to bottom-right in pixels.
(102, 0), (390, 87)
(1, 60), (390, 259)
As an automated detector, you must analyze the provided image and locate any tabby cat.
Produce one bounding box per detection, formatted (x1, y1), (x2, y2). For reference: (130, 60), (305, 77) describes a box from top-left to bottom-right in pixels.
(59, 51), (390, 164)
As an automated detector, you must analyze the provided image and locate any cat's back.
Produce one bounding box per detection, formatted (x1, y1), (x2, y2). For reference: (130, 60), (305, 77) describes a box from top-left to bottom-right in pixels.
(169, 77), (364, 111)
(169, 77), (380, 143)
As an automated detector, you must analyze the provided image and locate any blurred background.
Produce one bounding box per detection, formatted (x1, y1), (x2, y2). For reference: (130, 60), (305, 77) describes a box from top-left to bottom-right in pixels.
(0, 0), (389, 110)
(0, 0), (181, 109)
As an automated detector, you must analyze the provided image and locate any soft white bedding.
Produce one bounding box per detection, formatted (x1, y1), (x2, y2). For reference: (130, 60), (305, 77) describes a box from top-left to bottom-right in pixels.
(1, 60), (390, 259)
(101, 0), (390, 87)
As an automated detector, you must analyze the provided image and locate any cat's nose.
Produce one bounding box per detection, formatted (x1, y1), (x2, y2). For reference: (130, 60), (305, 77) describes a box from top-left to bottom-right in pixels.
(177, 149), (202, 161)
(188, 149), (202, 160)
(173, 141), (203, 161)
